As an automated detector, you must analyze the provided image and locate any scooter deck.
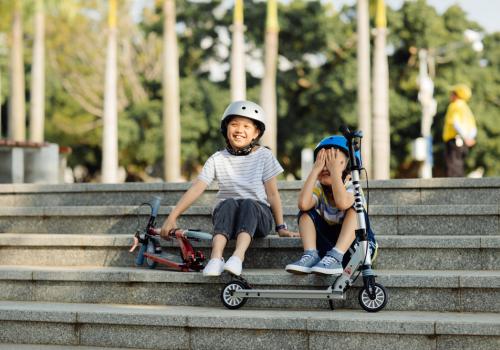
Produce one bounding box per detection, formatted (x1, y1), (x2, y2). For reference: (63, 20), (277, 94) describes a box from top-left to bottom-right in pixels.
(147, 252), (184, 264)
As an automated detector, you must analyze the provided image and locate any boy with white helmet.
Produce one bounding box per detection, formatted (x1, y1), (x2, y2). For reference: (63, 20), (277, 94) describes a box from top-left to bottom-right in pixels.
(161, 100), (298, 276)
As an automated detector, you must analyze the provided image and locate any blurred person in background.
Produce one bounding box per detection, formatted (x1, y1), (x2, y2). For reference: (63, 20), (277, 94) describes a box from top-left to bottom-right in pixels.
(442, 84), (477, 177)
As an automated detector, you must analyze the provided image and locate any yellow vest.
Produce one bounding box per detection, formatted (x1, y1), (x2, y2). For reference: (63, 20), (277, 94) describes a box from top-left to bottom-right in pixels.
(442, 99), (477, 142)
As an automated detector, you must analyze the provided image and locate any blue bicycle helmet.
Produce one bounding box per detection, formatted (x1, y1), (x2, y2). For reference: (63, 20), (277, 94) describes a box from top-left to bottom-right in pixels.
(314, 135), (362, 166)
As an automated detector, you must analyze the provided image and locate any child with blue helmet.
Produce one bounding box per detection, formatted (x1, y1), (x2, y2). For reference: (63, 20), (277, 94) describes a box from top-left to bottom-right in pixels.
(285, 135), (376, 275)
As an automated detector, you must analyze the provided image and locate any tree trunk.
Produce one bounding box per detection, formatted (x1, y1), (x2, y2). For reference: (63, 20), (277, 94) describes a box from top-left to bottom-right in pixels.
(101, 0), (118, 183)
(372, 0), (390, 179)
(230, 0), (246, 101)
(260, 0), (279, 154)
(30, 0), (45, 142)
(356, 0), (371, 176)
(162, 0), (181, 182)
(8, 0), (25, 141)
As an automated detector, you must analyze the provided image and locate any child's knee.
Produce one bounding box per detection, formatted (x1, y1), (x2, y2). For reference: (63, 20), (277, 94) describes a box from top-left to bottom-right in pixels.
(298, 211), (314, 226)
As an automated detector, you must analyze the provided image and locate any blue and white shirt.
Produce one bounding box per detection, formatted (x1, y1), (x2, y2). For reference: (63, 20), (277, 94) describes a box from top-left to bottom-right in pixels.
(312, 180), (365, 225)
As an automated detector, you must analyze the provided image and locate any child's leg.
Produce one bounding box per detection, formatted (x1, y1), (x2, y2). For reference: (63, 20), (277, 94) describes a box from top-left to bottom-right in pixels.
(203, 199), (238, 276)
(210, 234), (228, 259)
(210, 198), (239, 259)
(232, 199), (272, 261)
(311, 208), (356, 275)
(285, 212), (321, 274)
(232, 232), (252, 261)
(298, 212), (317, 251)
(224, 199), (272, 276)
(334, 208), (357, 253)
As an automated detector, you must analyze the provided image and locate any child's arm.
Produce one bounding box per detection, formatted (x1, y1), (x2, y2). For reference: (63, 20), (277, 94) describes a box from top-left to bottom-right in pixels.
(325, 148), (354, 210)
(160, 179), (208, 238)
(265, 177), (299, 237)
(298, 148), (326, 211)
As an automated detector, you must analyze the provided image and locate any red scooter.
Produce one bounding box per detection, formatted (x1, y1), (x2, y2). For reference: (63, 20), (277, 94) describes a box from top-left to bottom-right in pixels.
(129, 196), (212, 272)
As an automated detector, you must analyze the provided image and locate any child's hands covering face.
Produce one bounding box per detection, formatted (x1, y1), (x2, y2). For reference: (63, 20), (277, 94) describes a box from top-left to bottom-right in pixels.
(325, 148), (346, 179)
(312, 148), (326, 174)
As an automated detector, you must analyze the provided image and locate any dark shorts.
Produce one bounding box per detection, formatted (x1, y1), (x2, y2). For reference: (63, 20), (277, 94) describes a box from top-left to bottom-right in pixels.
(212, 198), (273, 240)
(298, 209), (377, 265)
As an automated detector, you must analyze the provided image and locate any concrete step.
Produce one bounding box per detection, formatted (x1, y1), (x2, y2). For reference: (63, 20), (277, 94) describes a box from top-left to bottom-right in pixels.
(0, 178), (499, 207)
(0, 301), (498, 349)
(0, 204), (498, 235)
(0, 266), (498, 313)
(1, 234), (498, 270)
(0, 345), (143, 350)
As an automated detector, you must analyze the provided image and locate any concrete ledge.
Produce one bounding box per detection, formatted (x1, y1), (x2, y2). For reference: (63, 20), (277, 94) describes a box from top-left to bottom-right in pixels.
(0, 204), (497, 217)
(1, 266), (498, 289)
(1, 234), (498, 271)
(0, 266), (498, 312)
(3, 234), (498, 249)
(1, 178), (499, 193)
(0, 345), (143, 350)
(0, 266), (495, 284)
(0, 301), (499, 335)
(0, 178), (499, 208)
(0, 205), (496, 236)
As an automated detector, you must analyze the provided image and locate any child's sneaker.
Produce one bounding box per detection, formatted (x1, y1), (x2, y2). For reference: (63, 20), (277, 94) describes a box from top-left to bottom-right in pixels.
(223, 256), (243, 276)
(285, 250), (320, 274)
(203, 258), (225, 276)
(311, 254), (343, 275)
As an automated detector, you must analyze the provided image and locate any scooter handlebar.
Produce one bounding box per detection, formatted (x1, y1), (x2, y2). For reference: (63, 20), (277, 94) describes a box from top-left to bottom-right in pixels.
(147, 227), (212, 241)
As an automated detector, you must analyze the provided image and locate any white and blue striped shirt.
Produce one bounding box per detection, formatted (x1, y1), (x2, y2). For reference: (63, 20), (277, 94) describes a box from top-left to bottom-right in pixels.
(198, 147), (283, 208)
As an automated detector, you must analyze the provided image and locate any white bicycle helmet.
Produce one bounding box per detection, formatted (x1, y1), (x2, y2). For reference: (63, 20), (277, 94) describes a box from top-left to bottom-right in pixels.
(220, 100), (266, 138)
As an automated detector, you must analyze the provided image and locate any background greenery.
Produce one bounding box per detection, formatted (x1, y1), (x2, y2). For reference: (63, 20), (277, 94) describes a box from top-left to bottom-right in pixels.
(0, 0), (498, 180)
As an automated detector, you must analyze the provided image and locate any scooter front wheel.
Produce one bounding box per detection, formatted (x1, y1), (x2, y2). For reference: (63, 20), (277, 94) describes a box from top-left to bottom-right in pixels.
(358, 282), (388, 312)
(221, 280), (248, 310)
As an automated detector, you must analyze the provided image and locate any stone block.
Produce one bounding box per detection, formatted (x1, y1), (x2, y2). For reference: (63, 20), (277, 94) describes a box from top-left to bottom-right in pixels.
(397, 215), (497, 235)
(437, 335), (500, 350)
(0, 148), (24, 183)
(435, 313), (500, 335)
(306, 311), (434, 334)
(80, 324), (189, 349)
(0, 281), (33, 302)
(190, 328), (308, 350)
(24, 143), (59, 184)
(0, 321), (78, 345)
(310, 333), (435, 350)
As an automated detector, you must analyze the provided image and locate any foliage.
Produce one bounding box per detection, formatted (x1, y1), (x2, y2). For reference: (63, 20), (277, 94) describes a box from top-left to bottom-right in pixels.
(1, 0), (498, 180)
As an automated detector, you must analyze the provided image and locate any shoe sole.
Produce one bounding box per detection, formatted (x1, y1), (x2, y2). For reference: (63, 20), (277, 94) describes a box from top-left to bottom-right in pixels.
(223, 266), (241, 276)
(203, 271), (223, 277)
(285, 265), (312, 274)
(311, 267), (343, 275)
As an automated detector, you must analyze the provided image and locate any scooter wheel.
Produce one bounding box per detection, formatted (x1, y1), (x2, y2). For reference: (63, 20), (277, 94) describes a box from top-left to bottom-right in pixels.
(145, 242), (158, 269)
(358, 282), (388, 312)
(221, 280), (248, 310)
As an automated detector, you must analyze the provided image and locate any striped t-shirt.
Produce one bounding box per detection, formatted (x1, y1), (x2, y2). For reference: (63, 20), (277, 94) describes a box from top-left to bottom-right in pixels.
(198, 147), (284, 208)
(312, 180), (365, 225)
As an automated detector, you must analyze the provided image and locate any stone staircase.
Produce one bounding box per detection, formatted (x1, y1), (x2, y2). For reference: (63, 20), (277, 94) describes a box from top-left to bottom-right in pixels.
(0, 178), (499, 349)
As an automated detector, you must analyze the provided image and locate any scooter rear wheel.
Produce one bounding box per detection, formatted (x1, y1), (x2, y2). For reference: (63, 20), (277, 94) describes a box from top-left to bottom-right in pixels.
(358, 282), (388, 312)
(221, 280), (248, 310)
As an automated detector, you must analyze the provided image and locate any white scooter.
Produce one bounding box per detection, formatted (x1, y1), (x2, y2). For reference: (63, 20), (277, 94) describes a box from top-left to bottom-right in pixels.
(220, 126), (388, 312)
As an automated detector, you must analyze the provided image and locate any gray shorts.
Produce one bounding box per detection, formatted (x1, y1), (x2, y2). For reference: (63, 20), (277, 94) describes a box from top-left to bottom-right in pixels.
(212, 198), (273, 240)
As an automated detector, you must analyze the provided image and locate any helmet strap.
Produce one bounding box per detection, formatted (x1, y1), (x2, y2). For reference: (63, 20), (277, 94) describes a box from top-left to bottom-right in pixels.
(225, 139), (257, 156)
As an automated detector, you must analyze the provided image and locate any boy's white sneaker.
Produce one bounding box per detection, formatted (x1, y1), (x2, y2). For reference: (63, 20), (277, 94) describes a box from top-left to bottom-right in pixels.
(203, 258), (225, 276)
(223, 256), (243, 276)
